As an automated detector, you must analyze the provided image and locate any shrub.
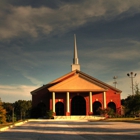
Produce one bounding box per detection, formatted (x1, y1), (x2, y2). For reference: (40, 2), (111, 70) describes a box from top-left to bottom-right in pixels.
(97, 107), (115, 118)
(46, 110), (54, 119)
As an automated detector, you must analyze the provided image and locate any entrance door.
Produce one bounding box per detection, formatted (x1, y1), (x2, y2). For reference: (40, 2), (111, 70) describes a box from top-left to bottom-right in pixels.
(93, 101), (102, 115)
(71, 95), (86, 115)
(55, 102), (64, 116)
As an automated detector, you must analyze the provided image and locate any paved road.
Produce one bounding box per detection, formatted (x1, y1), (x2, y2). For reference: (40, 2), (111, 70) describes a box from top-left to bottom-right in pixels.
(0, 120), (140, 140)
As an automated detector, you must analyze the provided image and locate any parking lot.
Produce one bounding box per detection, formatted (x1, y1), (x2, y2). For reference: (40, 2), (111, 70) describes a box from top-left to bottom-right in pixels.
(0, 120), (140, 140)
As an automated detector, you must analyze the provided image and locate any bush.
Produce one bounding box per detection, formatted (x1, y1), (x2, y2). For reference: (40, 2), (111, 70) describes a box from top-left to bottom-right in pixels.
(97, 107), (115, 118)
(46, 110), (54, 119)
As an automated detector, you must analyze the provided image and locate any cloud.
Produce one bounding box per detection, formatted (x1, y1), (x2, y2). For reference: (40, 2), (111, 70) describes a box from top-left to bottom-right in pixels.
(0, 45), (71, 70)
(79, 38), (140, 84)
(23, 74), (43, 86)
(107, 50), (139, 60)
(0, 44), (72, 85)
(81, 38), (140, 61)
(0, 84), (37, 102)
(1, 0), (140, 40)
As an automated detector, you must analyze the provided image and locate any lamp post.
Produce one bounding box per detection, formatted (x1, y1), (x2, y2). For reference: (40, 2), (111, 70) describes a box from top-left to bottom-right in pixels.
(127, 72), (137, 95)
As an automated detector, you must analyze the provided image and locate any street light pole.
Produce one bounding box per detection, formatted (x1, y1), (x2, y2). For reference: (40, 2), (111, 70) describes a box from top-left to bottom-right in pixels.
(127, 72), (137, 95)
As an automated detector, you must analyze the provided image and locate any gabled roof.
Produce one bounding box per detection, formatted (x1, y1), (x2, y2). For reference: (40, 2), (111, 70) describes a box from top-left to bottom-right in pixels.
(31, 71), (76, 95)
(48, 74), (107, 92)
(31, 70), (122, 94)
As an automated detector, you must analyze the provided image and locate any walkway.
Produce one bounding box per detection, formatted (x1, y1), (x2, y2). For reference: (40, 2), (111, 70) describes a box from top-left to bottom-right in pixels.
(0, 120), (140, 140)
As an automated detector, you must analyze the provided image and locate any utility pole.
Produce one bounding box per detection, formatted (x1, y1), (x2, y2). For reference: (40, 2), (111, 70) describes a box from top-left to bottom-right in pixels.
(113, 76), (117, 88)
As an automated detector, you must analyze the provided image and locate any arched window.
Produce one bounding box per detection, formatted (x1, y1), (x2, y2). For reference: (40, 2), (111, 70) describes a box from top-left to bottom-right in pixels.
(107, 102), (116, 113)
(93, 101), (102, 115)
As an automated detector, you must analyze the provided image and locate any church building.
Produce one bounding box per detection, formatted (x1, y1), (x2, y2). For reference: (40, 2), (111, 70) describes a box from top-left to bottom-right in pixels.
(31, 35), (122, 118)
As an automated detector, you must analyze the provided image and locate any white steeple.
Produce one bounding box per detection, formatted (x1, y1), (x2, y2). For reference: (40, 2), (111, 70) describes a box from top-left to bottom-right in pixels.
(71, 34), (80, 71)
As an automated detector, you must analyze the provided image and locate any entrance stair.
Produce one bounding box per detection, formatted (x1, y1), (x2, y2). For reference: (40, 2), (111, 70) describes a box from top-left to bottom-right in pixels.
(54, 115), (105, 120)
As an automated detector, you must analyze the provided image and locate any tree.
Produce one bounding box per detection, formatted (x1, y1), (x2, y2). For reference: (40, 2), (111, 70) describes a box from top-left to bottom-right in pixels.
(31, 102), (46, 118)
(3, 102), (13, 122)
(123, 84), (140, 117)
(14, 100), (32, 120)
(0, 98), (7, 124)
(124, 95), (140, 116)
(134, 83), (140, 95)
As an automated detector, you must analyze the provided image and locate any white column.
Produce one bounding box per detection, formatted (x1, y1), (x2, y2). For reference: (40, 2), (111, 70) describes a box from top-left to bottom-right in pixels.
(103, 91), (106, 109)
(52, 92), (55, 113)
(66, 92), (70, 112)
(89, 92), (93, 112)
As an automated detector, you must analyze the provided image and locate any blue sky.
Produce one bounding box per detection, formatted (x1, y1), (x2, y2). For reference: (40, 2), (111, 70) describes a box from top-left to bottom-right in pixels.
(0, 0), (140, 102)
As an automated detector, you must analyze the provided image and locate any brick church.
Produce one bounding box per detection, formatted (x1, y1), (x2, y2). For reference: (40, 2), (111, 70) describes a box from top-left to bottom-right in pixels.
(31, 35), (122, 118)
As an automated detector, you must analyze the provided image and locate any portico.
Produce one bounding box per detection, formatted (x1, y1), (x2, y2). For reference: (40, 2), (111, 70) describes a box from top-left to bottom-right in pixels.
(51, 91), (107, 116)
(49, 72), (109, 116)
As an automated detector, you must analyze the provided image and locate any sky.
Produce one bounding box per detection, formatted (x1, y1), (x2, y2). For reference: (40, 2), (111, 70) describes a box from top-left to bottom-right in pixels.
(0, 0), (140, 103)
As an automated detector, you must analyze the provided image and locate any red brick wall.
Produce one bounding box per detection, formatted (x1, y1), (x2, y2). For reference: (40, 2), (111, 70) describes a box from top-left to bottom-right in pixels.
(106, 89), (121, 109)
(92, 92), (103, 107)
(32, 87), (50, 111)
(32, 89), (121, 115)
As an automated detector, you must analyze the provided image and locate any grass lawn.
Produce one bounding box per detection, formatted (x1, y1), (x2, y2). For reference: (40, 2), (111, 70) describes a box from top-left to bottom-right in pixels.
(105, 117), (140, 122)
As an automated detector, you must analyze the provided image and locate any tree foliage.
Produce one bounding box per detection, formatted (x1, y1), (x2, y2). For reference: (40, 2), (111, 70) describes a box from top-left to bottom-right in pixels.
(3, 100), (32, 122)
(122, 83), (140, 117)
(0, 98), (7, 124)
(134, 83), (140, 95)
(2, 102), (13, 122)
(31, 102), (46, 118)
(14, 100), (32, 120)
(123, 95), (140, 116)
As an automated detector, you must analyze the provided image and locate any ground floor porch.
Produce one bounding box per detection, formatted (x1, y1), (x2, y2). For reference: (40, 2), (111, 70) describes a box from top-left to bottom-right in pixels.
(50, 91), (120, 116)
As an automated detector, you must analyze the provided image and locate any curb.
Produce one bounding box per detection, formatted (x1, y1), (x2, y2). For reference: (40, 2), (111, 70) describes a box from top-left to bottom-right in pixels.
(0, 120), (28, 132)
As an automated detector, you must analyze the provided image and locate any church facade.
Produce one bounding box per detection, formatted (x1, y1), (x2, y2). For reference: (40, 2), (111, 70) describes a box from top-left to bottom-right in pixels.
(31, 35), (122, 117)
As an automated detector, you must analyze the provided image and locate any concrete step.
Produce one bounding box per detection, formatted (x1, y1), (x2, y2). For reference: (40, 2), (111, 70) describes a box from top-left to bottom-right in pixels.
(54, 115), (105, 120)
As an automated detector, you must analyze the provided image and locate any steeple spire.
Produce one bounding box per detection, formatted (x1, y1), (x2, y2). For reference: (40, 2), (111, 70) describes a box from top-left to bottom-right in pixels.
(71, 34), (80, 71)
(73, 34), (79, 64)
